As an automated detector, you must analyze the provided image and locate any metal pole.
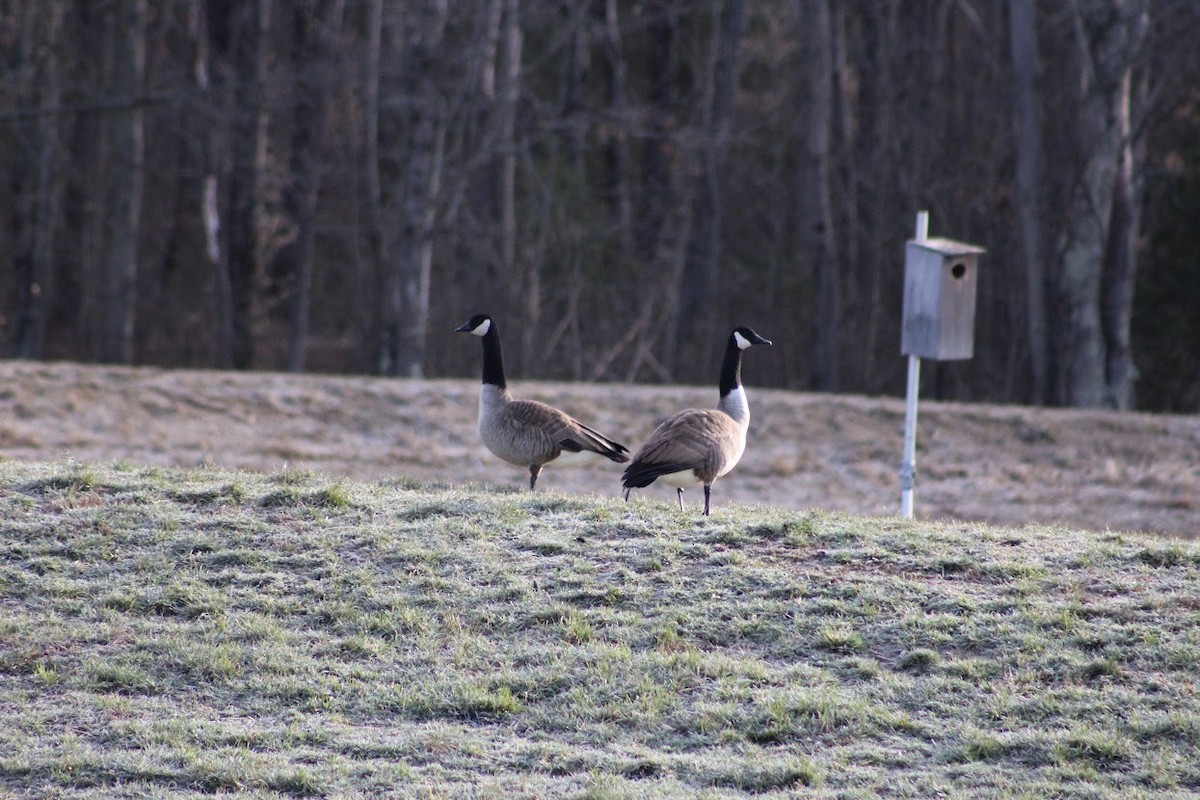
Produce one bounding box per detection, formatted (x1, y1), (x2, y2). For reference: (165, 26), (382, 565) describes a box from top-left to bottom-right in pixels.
(900, 211), (929, 518)
(900, 353), (920, 517)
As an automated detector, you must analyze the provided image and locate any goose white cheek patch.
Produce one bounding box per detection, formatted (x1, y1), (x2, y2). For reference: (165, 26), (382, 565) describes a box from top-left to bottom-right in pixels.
(472, 319), (492, 337)
(733, 331), (752, 350)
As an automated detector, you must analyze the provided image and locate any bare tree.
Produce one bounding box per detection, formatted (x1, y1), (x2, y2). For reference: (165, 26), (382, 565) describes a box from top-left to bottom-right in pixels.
(377, 1), (448, 378)
(635, 0), (677, 263)
(1053, 0), (1148, 407)
(1008, 0), (1049, 404)
(599, 0), (633, 261)
(1100, 5), (1149, 410)
(284, 0), (338, 372)
(185, 0), (235, 367)
(11, 1), (65, 360)
(830, 2), (862, 386)
(102, 0), (147, 364)
(848, 1), (902, 394)
(795, 0), (840, 391)
(211, 0), (273, 369)
(673, 0), (746, 375)
(496, 0), (538, 368)
(362, 0), (387, 370)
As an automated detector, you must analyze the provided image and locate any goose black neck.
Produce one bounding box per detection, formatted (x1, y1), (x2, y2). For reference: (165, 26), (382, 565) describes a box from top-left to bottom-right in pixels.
(718, 337), (743, 397)
(480, 325), (507, 389)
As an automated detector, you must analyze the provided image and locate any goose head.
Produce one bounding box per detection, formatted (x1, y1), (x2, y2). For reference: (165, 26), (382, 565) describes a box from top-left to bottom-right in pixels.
(455, 314), (493, 337)
(732, 327), (772, 350)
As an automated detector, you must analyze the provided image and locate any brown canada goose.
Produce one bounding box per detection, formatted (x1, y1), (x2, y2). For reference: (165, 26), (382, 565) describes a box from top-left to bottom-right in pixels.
(456, 313), (630, 489)
(622, 326), (772, 515)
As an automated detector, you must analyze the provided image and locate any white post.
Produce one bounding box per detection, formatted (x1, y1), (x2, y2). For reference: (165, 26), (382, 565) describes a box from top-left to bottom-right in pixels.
(900, 354), (920, 517)
(900, 210), (929, 518)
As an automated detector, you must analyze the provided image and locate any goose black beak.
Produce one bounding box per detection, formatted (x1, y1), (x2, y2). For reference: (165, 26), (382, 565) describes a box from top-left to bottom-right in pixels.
(454, 322), (473, 333)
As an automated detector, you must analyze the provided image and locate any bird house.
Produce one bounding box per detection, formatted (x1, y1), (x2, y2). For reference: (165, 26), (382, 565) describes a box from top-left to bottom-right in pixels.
(901, 237), (985, 360)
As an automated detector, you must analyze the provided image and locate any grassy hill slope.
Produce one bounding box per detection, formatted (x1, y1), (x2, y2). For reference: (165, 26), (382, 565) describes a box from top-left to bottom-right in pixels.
(1, 360), (1198, 536)
(2, 459), (1200, 798)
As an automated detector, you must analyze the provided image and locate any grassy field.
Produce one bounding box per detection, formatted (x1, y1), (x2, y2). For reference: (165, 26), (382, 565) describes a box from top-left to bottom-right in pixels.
(2, 458), (1200, 799)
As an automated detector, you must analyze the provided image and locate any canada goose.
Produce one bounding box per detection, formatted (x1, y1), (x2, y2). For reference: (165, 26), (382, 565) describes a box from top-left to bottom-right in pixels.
(456, 313), (630, 489)
(621, 326), (772, 515)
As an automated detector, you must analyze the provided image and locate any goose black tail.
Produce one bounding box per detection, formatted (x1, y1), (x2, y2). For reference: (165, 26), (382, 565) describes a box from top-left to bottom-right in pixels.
(573, 423), (630, 463)
(621, 460), (690, 489)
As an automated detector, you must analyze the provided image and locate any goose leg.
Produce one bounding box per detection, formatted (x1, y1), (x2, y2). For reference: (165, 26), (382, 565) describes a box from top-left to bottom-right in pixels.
(529, 465), (542, 490)
(676, 487), (685, 512)
(703, 484), (712, 516)
(623, 488), (631, 502)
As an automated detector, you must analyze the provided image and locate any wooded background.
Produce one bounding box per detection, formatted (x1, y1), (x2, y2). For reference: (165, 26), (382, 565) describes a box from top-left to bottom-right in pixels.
(2, 1), (1199, 411)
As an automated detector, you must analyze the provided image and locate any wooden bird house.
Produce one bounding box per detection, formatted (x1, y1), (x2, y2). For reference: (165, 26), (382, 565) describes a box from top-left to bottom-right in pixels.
(901, 237), (986, 360)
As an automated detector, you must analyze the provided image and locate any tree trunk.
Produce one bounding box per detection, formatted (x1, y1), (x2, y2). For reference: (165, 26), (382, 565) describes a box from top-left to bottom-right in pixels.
(284, 0), (334, 372)
(189, 0), (235, 368)
(831, 2), (862, 389)
(1057, 205), (1109, 407)
(12, 1), (65, 360)
(1054, 0), (1148, 407)
(75, 0), (115, 362)
(102, 0), (147, 364)
(673, 0), (746, 376)
(1101, 8), (1149, 410)
(363, 0), (387, 371)
(497, 0), (518, 286)
(219, 0), (272, 370)
(636, 0), (676, 263)
(795, 0), (839, 391)
(851, 2), (902, 393)
(556, 0), (586, 165)
(1008, 0), (1049, 404)
(600, 0), (633, 261)
(497, 0), (536, 369)
(379, 1), (448, 378)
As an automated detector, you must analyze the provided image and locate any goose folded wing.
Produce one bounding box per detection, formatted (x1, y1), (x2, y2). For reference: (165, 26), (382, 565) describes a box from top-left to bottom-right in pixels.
(653, 410), (740, 452)
(622, 429), (710, 486)
(500, 400), (571, 459)
(502, 399), (623, 458)
(624, 411), (738, 482)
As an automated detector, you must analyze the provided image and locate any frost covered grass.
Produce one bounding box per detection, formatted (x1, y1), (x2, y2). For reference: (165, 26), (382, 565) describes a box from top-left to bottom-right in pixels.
(2, 458), (1199, 798)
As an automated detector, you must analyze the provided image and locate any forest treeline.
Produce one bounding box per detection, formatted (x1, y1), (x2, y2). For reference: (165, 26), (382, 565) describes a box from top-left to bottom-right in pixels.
(2, 1), (1199, 411)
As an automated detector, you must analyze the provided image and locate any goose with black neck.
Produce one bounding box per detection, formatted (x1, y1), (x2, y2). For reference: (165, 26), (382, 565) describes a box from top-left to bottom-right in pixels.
(621, 326), (772, 515)
(456, 313), (630, 490)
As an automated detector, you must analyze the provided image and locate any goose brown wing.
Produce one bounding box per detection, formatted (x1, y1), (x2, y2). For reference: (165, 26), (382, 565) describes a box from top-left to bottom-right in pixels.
(507, 400), (629, 462)
(622, 409), (739, 487)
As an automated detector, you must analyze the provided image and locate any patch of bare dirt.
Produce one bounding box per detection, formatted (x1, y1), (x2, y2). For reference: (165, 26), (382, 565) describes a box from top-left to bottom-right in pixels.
(1, 360), (1196, 537)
